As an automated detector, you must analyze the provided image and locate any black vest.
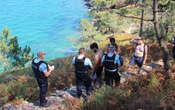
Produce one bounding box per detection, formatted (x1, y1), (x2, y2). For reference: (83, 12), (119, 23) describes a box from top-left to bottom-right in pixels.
(74, 56), (90, 74)
(32, 58), (49, 80)
(103, 54), (117, 70)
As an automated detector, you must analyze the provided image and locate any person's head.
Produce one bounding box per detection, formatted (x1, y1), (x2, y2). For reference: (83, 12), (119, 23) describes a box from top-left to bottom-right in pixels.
(90, 42), (98, 53)
(109, 37), (115, 44)
(37, 50), (45, 59)
(78, 48), (85, 55)
(107, 44), (115, 53)
(135, 36), (143, 45)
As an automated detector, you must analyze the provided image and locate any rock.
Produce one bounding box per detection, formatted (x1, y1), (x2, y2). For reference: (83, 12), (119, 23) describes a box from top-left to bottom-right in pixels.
(154, 60), (164, 67)
(148, 63), (161, 69)
(0, 95), (66, 110)
(142, 65), (153, 72)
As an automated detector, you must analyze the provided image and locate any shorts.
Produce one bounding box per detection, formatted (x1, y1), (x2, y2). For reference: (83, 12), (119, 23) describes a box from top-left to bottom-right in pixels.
(95, 66), (103, 78)
(129, 55), (143, 68)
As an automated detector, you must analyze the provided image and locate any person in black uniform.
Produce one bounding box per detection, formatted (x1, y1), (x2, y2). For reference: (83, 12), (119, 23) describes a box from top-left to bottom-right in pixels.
(72, 48), (93, 98)
(32, 50), (54, 107)
(101, 45), (120, 87)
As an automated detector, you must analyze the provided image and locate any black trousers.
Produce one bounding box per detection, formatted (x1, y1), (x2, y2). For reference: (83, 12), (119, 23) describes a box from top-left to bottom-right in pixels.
(105, 70), (120, 87)
(37, 78), (48, 104)
(75, 73), (91, 97)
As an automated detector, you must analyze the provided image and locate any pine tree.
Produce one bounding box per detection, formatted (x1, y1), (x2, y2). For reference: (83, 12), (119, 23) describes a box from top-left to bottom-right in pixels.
(0, 27), (33, 72)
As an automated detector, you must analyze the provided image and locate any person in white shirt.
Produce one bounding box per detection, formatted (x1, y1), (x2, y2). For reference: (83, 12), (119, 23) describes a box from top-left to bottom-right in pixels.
(126, 36), (148, 74)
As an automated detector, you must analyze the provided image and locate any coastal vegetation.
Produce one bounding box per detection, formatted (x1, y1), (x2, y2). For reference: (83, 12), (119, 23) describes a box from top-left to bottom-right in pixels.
(0, 27), (33, 72)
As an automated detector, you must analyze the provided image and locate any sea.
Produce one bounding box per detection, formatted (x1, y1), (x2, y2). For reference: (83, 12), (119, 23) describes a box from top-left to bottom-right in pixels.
(0, 0), (88, 60)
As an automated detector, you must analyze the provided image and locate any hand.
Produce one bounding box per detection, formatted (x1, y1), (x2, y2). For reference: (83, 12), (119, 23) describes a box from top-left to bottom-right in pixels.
(142, 61), (146, 65)
(48, 65), (54, 71)
(51, 65), (55, 71)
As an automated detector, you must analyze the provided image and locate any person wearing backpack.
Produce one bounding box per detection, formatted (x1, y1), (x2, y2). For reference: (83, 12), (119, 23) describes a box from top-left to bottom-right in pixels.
(102, 45), (120, 87)
(72, 48), (93, 98)
(90, 42), (103, 88)
(32, 51), (54, 107)
(172, 34), (175, 60)
(126, 36), (148, 74)
(106, 37), (124, 66)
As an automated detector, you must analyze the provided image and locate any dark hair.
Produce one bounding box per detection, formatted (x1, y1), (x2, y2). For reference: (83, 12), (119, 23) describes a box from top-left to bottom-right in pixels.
(90, 42), (98, 49)
(110, 37), (115, 43)
(78, 48), (85, 54)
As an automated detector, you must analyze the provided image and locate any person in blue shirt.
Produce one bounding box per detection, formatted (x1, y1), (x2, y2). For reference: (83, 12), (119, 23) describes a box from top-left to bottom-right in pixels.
(72, 48), (93, 98)
(172, 34), (175, 60)
(101, 45), (120, 87)
(32, 51), (54, 107)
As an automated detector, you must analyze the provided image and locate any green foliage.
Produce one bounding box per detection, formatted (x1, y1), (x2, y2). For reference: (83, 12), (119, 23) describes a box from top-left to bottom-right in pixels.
(69, 19), (105, 48)
(0, 84), (9, 105)
(90, 0), (117, 11)
(149, 75), (159, 91)
(0, 27), (33, 71)
(83, 75), (175, 110)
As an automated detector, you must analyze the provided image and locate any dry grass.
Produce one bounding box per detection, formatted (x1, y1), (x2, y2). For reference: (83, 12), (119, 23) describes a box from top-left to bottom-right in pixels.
(82, 72), (175, 110)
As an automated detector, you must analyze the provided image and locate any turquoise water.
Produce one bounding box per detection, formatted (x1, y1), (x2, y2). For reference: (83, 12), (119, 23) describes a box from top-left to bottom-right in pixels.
(0, 0), (87, 60)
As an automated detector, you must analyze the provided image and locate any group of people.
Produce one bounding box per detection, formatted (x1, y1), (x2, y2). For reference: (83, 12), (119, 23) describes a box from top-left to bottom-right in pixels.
(72, 36), (149, 99)
(31, 35), (175, 107)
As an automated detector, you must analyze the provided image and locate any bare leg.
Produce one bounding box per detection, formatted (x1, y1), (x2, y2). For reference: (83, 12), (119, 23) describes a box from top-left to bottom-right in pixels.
(137, 67), (141, 74)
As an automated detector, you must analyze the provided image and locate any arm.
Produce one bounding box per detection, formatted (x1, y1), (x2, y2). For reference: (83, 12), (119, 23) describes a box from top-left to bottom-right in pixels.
(40, 63), (54, 77)
(117, 45), (121, 55)
(72, 57), (76, 65)
(143, 45), (148, 65)
(44, 65), (54, 77)
(115, 55), (120, 67)
(100, 55), (105, 67)
(86, 58), (93, 70)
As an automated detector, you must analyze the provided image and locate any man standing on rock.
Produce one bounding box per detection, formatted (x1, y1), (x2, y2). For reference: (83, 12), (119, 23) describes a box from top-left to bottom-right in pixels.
(32, 50), (54, 107)
(72, 48), (93, 98)
(90, 42), (103, 88)
(126, 36), (148, 74)
(102, 45), (121, 87)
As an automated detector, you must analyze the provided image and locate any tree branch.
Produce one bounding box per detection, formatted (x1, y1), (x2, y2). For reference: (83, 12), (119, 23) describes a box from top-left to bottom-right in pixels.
(115, 12), (153, 21)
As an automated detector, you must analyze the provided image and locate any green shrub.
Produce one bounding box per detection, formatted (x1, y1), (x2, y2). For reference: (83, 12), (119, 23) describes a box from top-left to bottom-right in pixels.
(0, 84), (9, 105)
